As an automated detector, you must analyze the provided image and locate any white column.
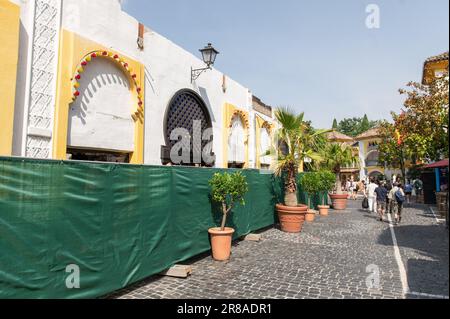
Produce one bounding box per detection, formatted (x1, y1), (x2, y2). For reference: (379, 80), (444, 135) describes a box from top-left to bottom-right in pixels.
(22, 0), (62, 159)
(359, 141), (367, 181)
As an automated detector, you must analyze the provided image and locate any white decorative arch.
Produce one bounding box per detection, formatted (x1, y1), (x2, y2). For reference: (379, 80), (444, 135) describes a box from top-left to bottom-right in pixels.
(228, 115), (246, 164)
(67, 57), (134, 152)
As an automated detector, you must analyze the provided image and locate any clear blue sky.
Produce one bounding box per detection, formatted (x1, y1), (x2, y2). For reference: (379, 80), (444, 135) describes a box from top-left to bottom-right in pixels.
(123, 0), (449, 128)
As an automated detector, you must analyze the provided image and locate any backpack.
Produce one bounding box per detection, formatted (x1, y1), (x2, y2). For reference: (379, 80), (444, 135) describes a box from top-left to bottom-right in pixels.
(395, 189), (406, 204)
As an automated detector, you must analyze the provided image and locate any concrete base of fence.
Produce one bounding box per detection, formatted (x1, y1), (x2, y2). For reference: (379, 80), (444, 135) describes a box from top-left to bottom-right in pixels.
(159, 265), (193, 278)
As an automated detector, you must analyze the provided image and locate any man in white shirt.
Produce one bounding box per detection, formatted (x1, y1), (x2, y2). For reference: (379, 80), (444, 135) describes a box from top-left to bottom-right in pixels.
(366, 178), (378, 213)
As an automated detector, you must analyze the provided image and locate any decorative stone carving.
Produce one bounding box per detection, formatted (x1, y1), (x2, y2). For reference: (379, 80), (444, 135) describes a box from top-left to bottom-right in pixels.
(26, 0), (60, 158)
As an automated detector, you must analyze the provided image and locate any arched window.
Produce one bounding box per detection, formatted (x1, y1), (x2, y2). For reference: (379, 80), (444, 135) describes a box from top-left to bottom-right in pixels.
(163, 90), (213, 166)
(67, 57), (134, 162)
(260, 127), (271, 166)
(228, 115), (246, 165)
(366, 150), (380, 167)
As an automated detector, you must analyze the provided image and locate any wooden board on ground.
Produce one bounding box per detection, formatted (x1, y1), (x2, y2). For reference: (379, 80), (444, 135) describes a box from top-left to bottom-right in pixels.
(159, 265), (192, 278)
(243, 233), (262, 242)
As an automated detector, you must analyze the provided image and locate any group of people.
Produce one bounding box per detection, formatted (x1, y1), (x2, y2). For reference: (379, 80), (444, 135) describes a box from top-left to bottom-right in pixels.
(364, 178), (408, 225)
(342, 175), (425, 225)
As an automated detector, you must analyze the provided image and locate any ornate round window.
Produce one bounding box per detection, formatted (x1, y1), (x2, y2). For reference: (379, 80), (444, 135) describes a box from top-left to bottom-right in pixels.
(162, 90), (214, 166)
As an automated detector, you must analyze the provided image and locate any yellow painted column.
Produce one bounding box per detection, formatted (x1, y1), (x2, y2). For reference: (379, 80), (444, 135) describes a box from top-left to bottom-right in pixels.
(0, 0), (20, 156)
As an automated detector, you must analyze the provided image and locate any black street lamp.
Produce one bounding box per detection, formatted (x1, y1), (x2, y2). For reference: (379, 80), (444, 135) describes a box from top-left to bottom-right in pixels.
(191, 43), (219, 83)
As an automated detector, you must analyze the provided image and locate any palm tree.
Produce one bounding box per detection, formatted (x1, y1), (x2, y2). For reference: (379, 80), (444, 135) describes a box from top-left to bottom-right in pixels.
(272, 108), (330, 206)
(322, 142), (359, 195)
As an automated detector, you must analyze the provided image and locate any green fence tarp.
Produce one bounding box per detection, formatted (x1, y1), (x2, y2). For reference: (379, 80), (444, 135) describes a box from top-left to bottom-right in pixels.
(0, 157), (328, 299)
(0, 157), (280, 299)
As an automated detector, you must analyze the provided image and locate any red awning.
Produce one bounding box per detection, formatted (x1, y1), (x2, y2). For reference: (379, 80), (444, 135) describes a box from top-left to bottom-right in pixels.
(424, 159), (449, 169)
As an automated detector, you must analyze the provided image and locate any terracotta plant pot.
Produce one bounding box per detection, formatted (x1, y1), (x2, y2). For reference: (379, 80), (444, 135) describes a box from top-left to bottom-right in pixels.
(276, 204), (308, 233)
(305, 209), (316, 222)
(330, 194), (348, 210)
(318, 205), (330, 216)
(208, 227), (235, 261)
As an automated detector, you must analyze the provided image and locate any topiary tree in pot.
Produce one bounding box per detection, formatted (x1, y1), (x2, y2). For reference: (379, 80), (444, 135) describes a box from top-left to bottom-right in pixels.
(299, 172), (321, 222)
(317, 170), (336, 216)
(209, 171), (248, 261)
(271, 108), (330, 233)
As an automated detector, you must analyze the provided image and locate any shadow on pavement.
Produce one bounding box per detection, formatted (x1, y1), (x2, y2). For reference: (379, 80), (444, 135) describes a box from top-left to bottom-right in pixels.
(377, 223), (449, 298)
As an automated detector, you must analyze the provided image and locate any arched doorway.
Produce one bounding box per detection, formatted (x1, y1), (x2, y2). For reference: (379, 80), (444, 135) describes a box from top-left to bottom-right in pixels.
(67, 57), (135, 163)
(162, 89), (214, 166)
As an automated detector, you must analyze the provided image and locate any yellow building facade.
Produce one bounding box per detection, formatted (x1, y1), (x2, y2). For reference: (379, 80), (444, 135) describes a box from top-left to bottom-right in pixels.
(422, 52), (449, 85)
(0, 0), (21, 156)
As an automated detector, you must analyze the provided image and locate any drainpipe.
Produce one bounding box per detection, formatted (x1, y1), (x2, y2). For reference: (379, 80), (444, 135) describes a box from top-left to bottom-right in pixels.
(435, 168), (440, 192)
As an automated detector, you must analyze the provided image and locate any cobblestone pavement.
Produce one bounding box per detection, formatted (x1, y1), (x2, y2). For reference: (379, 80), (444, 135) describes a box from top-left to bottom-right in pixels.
(108, 200), (448, 299)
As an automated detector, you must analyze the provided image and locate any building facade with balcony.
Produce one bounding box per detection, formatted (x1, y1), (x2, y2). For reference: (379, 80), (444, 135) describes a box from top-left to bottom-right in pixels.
(356, 128), (408, 182)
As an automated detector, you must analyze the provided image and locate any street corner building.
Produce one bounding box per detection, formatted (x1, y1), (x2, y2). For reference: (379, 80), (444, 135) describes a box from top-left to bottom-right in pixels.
(0, 0), (277, 170)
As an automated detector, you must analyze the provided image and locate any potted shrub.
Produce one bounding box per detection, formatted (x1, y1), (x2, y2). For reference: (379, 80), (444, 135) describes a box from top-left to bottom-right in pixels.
(322, 143), (359, 210)
(272, 108), (329, 232)
(209, 171), (249, 261)
(299, 173), (320, 222)
(317, 170), (336, 216)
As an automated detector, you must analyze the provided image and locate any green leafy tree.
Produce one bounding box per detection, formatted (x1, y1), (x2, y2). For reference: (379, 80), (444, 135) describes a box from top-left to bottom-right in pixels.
(336, 116), (381, 137)
(396, 71), (449, 160)
(210, 172), (249, 231)
(299, 173), (321, 208)
(318, 170), (336, 205)
(378, 121), (429, 182)
(361, 114), (370, 133)
(332, 119), (338, 130)
(271, 108), (330, 207)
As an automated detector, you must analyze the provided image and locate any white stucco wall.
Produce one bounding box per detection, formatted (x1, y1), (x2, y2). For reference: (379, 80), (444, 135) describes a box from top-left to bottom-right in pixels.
(141, 30), (253, 166)
(12, 0), (276, 168)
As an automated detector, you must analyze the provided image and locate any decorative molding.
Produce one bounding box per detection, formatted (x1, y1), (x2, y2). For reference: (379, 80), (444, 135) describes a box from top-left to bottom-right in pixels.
(230, 110), (250, 129)
(25, 0), (61, 158)
(27, 127), (53, 139)
(71, 50), (144, 121)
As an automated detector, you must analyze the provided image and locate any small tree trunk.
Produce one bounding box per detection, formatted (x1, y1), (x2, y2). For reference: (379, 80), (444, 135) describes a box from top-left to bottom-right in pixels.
(284, 165), (298, 207)
(335, 173), (343, 195)
(220, 203), (228, 231)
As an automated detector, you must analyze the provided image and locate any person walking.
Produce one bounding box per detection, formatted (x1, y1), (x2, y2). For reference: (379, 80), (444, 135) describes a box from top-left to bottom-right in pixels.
(366, 178), (378, 214)
(404, 181), (413, 204)
(385, 180), (393, 212)
(414, 178), (423, 196)
(353, 179), (360, 200)
(392, 183), (406, 225)
(360, 180), (366, 197)
(388, 183), (398, 216)
(374, 181), (389, 222)
(346, 179), (352, 199)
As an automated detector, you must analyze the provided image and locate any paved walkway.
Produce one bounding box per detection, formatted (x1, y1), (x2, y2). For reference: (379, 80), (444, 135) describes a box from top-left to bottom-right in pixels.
(108, 200), (449, 299)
